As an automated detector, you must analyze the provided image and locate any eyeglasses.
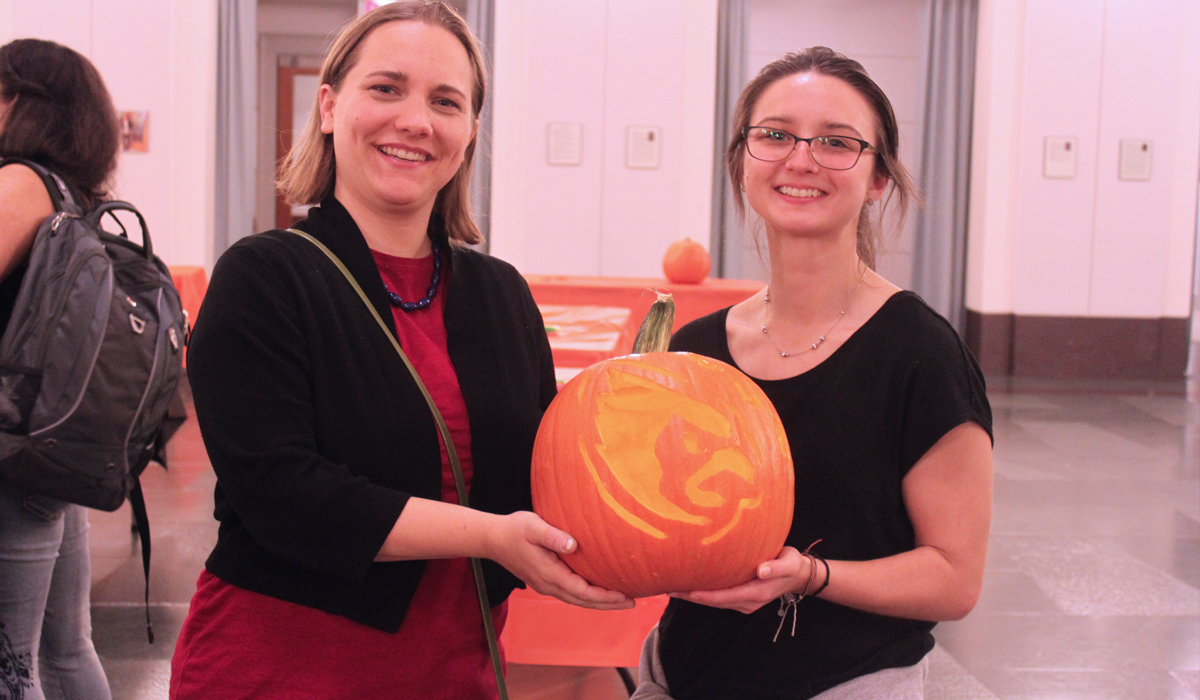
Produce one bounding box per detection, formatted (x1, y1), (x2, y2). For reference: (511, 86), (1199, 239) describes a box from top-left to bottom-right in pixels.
(742, 127), (875, 170)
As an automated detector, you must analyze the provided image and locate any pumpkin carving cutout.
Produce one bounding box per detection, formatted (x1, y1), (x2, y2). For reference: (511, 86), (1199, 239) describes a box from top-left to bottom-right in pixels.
(532, 294), (793, 598)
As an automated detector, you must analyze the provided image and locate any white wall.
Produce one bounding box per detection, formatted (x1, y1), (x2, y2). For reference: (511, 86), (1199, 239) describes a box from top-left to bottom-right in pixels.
(745, 0), (925, 287)
(0, 0), (217, 270)
(7, 0), (1193, 310)
(259, 1), (352, 37)
(964, 0), (1022, 318)
(1194, 184), (1199, 345)
(490, 0), (718, 278)
(968, 0), (1200, 320)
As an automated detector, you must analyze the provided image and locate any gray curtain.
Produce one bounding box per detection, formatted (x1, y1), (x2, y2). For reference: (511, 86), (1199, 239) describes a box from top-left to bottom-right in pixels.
(214, 0), (257, 257)
(912, 0), (978, 332)
(465, 0), (495, 252)
(710, 0), (748, 279)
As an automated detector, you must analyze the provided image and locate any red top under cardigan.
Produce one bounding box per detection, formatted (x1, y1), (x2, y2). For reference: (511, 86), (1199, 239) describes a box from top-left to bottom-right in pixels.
(170, 249), (505, 700)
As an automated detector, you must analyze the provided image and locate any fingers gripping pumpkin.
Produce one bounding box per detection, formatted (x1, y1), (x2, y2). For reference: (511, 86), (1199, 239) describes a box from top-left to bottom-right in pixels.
(532, 295), (793, 598)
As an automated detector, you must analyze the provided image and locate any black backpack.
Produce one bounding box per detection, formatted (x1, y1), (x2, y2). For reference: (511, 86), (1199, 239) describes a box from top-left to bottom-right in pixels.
(0, 159), (186, 641)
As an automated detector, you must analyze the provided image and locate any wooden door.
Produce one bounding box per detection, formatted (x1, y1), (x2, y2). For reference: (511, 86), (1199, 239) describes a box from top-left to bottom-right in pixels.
(275, 66), (321, 229)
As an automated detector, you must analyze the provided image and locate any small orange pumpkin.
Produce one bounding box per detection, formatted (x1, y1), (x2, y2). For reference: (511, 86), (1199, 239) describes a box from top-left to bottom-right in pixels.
(531, 301), (793, 597)
(662, 238), (711, 284)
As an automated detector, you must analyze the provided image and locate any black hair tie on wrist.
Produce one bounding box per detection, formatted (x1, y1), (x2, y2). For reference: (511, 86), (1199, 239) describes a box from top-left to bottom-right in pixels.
(811, 556), (830, 597)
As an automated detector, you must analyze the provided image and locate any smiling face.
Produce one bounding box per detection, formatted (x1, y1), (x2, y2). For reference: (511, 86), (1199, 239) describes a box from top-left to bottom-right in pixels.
(743, 72), (889, 243)
(319, 20), (477, 224)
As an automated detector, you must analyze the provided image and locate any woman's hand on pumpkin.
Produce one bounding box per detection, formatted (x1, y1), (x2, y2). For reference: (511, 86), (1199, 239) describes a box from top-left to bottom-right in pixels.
(670, 546), (810, 614)
(487, 511), (635, 611)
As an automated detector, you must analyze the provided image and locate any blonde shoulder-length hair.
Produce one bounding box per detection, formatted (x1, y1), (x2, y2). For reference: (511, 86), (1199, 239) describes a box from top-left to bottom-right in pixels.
(276, 1), (487, 245)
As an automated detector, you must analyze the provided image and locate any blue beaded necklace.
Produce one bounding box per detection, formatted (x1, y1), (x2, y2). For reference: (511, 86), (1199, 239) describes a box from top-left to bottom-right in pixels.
(383, 240), (442, 311)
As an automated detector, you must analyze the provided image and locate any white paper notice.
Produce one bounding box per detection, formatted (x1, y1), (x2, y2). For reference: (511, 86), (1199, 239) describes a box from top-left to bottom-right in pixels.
(547, 123), (583, 166)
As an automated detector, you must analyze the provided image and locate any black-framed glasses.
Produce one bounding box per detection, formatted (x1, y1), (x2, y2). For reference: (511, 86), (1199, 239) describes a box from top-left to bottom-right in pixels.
(742, 126), (875, 170)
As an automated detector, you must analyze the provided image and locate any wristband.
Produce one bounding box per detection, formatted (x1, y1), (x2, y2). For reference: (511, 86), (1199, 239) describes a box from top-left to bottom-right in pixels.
(810, 556), (830, 597)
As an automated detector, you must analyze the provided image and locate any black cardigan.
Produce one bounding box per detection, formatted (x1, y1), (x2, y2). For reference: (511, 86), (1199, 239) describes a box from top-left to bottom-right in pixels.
(187, 197), (557, 632)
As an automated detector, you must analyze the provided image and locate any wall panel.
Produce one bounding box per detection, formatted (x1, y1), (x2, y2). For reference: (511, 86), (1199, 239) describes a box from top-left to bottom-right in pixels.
(517, 0), (606, 276)
(1089, 0), (1189, 318)
(1, 0), (216, 269)
(490, 0), (718, 277)
(1010, 0), (1104, 317)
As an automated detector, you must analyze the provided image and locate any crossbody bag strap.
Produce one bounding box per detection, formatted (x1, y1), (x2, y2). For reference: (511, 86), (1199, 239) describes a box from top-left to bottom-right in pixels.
(287, 229), (508, 700)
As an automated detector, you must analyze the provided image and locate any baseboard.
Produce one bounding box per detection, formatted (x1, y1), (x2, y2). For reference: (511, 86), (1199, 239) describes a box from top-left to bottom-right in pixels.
(965, 311), (1191, 387)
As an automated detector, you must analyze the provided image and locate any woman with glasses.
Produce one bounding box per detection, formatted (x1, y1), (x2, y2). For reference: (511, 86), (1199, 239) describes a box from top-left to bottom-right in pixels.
(633, 47), (993, 700)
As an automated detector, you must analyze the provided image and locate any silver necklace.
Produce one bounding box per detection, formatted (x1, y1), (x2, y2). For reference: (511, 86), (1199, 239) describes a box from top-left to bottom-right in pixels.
(761, 269), (867, 358)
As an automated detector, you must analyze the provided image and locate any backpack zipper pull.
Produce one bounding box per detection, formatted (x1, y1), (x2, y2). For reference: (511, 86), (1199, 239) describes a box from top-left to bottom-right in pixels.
(49, 212), (76, 232)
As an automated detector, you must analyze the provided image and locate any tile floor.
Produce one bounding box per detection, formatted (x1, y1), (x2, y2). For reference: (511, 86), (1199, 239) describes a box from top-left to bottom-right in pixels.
(85, 373), (1200, 699)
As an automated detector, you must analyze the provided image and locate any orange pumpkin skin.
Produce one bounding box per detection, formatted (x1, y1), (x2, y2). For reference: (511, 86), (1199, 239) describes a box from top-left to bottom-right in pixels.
(662, 239), (711, 284)
(531, 352), (794, 598)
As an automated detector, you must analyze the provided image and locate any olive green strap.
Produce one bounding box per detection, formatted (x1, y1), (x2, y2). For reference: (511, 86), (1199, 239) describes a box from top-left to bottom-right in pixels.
(287, 229), (508, 700)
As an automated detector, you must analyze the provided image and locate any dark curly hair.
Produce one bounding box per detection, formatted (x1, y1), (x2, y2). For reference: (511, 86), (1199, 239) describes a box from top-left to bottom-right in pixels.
(0, 39), (120, 211)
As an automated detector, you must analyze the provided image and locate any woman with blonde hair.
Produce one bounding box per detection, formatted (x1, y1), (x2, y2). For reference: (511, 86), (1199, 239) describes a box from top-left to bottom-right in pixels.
(171, 3), (628, 698)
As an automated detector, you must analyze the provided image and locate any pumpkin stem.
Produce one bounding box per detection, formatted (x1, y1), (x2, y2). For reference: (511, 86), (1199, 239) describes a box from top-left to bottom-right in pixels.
(632, 291), (675, 354)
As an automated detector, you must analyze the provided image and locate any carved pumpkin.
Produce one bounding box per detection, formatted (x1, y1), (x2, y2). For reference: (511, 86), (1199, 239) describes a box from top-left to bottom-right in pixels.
(662, 238), (711, 284)
(531, 348), (794, 598)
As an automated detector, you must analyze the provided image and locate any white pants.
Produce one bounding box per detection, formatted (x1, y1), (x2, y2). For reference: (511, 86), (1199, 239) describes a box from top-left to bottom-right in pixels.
(631, 624), (928, 700)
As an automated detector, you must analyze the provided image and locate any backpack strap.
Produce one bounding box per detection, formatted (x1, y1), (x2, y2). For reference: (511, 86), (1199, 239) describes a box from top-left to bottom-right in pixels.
(128, 478), (155, 644)
(0, 157), (81, 214)
(88, 199), (154, 259)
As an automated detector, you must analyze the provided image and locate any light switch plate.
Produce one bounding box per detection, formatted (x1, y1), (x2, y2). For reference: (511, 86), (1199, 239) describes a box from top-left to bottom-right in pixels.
(626, 126), (661, 169)
(1044, 137), (1077, 179)
(1118, 139), (1152, 181)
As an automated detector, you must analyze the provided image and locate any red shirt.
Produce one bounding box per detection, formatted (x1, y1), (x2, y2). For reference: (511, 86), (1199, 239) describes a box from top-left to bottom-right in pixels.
(171, 247), (505, 700)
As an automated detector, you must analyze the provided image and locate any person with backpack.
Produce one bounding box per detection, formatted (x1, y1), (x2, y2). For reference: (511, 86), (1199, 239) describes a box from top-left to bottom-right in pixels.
(0, 38), (119, 700)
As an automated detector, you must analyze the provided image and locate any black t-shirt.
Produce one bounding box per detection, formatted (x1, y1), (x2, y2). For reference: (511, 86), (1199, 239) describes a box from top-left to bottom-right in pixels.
(0, 262), (26, 337)
(659, 291), (992, 700)
(0, 159), (74, 336)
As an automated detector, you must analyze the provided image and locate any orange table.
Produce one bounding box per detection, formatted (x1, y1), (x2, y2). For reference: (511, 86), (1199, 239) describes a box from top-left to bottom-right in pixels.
(169, 265), (208, 332)
(504, 274), (763, 668)
(539, 303), (634, 370)
(501, 590), (668, 667)
(526, 275), (765, 353)
(169, 266), (208, 366)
